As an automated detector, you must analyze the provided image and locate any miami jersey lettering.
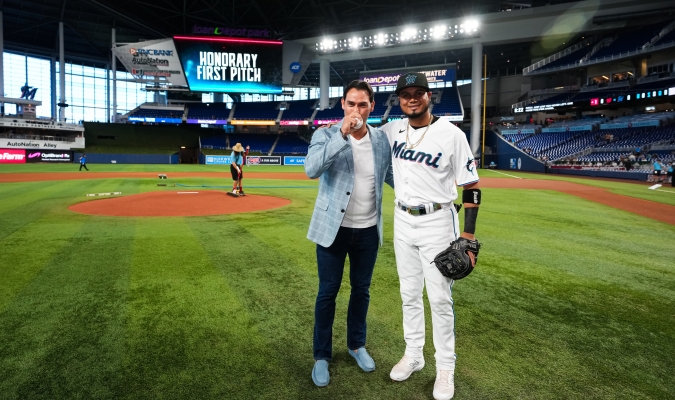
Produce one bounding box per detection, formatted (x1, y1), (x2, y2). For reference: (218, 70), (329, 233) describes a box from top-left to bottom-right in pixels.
(382, 118), (479, 205)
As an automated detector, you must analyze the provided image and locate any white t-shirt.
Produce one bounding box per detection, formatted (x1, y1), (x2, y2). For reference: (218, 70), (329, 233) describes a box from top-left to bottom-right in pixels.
(342, 132), (377, 228)
(381, 117), (479, 206)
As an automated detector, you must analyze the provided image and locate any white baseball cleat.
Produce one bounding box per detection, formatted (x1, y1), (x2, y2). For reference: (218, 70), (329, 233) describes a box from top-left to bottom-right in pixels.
(433, 369), (455, 400)
(390, 355), (424, 381)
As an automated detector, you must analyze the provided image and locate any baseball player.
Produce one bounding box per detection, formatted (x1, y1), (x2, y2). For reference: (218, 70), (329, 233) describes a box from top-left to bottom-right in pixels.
(381, 72), (481, 400)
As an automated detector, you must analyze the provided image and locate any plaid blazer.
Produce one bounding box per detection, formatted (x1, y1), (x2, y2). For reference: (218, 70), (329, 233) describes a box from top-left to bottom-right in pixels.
(305, 122), (394, 248)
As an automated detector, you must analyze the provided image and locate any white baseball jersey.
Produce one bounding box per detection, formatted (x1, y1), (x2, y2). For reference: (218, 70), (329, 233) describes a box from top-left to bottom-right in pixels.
(381, 117), (479, 206)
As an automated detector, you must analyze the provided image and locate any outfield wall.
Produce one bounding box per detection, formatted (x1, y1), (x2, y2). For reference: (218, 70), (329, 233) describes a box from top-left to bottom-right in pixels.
(74, 152), (179, 164)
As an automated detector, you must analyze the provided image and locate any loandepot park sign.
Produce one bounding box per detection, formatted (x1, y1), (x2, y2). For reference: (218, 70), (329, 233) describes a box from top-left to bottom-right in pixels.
(191, 25), (272, 38)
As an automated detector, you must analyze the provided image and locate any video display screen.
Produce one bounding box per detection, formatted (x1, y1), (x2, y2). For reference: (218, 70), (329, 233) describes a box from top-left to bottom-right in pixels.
(173, 36), (283, 94)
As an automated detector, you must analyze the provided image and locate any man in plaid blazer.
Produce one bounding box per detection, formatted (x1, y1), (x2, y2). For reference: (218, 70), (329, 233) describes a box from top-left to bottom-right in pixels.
(305, 80), (394, 387)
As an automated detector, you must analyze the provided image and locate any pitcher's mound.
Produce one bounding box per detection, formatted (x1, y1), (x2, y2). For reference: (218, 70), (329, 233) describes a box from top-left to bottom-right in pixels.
(69, 190), (291, 217)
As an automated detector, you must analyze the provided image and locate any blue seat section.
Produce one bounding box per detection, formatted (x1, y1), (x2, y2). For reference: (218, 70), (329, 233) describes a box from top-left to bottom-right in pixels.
(539, 131), (598, 160)
(129, 108), (183, 119)
(589, 22), (670, 61)
(232, 102), (279, 120)
(515, 132), (576, 156)
(314, 98), (345, 120)
(370, 93), (392, 119)
(187, 103), (230, 120)
(596, 126), (675, 148)
(227, 133), (278, 154)
(200, 136), (227, 149)
(274, 133), (309, 154)
(280, 99), (317, 120)
(432, 88), (463, 116)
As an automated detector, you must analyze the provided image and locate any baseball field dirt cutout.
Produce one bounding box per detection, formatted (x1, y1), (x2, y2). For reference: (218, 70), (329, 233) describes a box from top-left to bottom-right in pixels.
(69, 191), (291, 217)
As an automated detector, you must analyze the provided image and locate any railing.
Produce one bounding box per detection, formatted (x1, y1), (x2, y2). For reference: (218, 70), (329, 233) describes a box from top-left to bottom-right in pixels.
(524, 40), (675, 76)
(523, 38), (596, 75)
(0, 133), (77, 142)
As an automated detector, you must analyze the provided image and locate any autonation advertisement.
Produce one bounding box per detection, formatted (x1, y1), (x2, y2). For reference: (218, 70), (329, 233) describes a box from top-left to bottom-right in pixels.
(25, 150), (73, 163)
(173, 36), (282, 94)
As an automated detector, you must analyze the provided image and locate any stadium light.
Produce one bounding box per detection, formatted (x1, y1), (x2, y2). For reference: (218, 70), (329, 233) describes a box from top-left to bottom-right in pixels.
(315, 19), (479, 53)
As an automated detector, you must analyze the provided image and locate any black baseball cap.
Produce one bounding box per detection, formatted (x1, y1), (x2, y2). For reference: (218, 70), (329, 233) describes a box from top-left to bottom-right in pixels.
(395, 72), (430, 95)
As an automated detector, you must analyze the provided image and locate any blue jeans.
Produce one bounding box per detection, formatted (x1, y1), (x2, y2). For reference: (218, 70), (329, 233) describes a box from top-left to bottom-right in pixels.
(313, 225), (379, 361)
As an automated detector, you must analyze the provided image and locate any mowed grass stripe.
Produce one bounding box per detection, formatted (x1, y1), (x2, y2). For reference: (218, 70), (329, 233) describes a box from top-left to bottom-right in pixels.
(188, 200), (449, 399)
(0, 217), (135, 399)
(483, 189), (675, 294)
(122, 218), (292, 399)
(0, 214), (84, 312)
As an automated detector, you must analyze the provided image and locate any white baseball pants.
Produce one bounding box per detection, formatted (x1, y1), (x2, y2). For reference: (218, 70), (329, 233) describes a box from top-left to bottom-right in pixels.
(393, 204), (459, 370)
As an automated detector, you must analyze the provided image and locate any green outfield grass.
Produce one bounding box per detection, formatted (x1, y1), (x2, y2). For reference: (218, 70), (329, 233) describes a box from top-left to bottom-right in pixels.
(0, 165), (673, 399)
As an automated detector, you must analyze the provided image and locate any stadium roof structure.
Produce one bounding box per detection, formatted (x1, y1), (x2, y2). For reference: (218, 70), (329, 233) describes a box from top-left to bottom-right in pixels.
(1, 0), (673, 86)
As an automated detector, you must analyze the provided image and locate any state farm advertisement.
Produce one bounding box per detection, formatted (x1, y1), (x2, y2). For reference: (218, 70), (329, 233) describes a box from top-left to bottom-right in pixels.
(0, 149), (26, 164)
(25, 150), (73, 163)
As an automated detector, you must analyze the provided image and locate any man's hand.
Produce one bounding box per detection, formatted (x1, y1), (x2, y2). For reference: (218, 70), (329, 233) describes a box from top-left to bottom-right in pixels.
(341, 112), (363, 138)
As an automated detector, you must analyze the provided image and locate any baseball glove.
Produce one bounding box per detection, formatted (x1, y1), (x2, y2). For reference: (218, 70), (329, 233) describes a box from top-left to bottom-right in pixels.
(432, 237), (481, 280)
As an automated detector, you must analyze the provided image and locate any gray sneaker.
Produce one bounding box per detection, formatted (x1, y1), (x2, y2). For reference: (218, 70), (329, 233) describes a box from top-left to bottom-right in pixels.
(390, 355), (424, 381)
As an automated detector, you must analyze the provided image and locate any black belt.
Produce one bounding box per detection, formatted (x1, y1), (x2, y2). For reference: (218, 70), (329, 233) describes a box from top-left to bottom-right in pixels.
(398, 202), (443, 216)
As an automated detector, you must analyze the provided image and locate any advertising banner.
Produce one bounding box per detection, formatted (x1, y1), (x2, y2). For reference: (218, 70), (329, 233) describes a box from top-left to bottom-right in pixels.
(542, 125), (593, 133)
(600, 120), (660, 129)
(0, 138), (81, 150)
(128, 117), (183, 124)
(25, 150), (73, 163)
(314, 119), (341, 125)
(186, 119), (228, 124)
(501, 129), (535, 135)
(112, 38), (187, 86)
(174, 36), (283, 94)
(361, 67), (456, 87)
(205, 155), (232, 165)
(247, 156), (281, 165)
(284, 156), (306, 165)
(0, 149), (26, 164)
(280, 120), (309, 126)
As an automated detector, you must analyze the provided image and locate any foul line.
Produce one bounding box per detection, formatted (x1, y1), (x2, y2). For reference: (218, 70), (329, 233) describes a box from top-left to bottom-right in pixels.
(174, 183), (316, 189)
(656, 188), (675, 194)
(491, 170), (523, 179)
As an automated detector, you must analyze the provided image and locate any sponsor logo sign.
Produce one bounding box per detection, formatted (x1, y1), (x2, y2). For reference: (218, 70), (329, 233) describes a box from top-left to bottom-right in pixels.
(132, 57), (169, 66)
(205, 155), (232, 165)
(186, 119), (227, 125)
(247, 156), (281, 165)
(128, 117), (182, 124)
(25, 150), (73, 163)
(361, 68), (456, 87)
(0, 139), (77, 150)
(0, 149), (26, 164)
(501, 129), (535, 135)
(284, 156), (306, 165)
(290, 62), (302, 73)
(280, 120), (308, 126)
(314, 119), (341, 125)
(191, 25), (272, 38)
(112, 38), (187, 86)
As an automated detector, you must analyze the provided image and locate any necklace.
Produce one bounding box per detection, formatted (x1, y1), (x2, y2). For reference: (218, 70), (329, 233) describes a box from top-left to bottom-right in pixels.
(405, 114), (433, 149)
